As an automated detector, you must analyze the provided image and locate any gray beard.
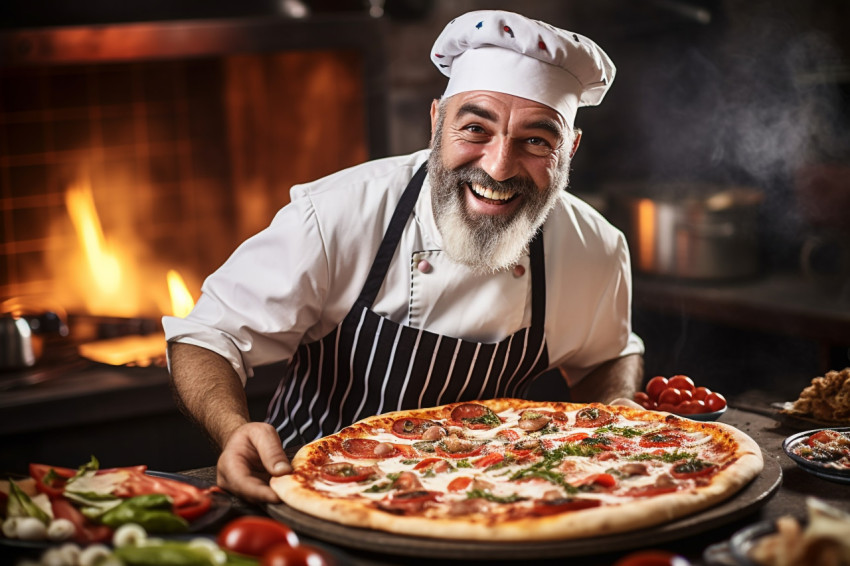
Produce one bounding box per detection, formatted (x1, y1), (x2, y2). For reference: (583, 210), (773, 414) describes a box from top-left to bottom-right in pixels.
(428, 143), (570, 274)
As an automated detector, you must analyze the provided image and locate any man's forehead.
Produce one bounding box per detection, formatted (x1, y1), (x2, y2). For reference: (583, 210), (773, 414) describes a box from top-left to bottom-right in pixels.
(446, 91), (568, 134)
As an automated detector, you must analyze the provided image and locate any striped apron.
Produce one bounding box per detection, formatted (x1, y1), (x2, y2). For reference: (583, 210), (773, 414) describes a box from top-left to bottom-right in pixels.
(267, 163), (550, 447)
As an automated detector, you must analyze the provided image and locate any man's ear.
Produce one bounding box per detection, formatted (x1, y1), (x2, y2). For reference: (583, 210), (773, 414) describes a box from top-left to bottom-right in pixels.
(429, 99), (440, 146)
(569, 128), (582, 158)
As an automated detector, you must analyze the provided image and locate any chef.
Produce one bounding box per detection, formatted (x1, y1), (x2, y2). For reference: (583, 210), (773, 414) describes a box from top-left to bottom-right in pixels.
(164, 10), (644, 504)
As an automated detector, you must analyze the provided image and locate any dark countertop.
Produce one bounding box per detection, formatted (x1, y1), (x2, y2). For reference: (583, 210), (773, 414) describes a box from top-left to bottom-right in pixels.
(178, 407), (850, 566)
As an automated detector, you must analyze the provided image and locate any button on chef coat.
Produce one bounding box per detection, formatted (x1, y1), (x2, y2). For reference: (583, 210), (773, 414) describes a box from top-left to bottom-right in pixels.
(163, 149), (643, 388)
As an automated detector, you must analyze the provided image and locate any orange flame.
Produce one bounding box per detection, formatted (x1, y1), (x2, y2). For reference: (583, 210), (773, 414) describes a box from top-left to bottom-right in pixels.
(167, 270), (195, 317)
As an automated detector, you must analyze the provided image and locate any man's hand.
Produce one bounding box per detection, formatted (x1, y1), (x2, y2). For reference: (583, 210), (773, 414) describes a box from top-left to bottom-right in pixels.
(217, 422), (292, 504)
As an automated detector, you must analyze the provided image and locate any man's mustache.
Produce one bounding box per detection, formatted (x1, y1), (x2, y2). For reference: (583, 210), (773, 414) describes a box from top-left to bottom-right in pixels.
(450, 166), (538, 196)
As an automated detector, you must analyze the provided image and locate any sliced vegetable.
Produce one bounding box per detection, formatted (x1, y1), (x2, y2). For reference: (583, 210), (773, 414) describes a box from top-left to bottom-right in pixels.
(99, 495), (189, 533)
(7, 480), (52, 524)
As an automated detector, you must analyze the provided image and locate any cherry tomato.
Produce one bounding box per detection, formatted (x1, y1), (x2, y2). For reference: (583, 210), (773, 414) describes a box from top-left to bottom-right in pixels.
(261, 543), (335, 566)
(634, 392), (651, 405)
(667, 375), (695, 393)
(645, 376), (668, 401)
(678, 389), (694, 404)
(705, 392), (727, 412)
(690, 399), (708, 414)
(613, 550), (691, 566)
(674, 400), (698, 415)
(658, 387), (682, 406)
(218, 517), (300, 557)
(693, 386), (712, 401)
(656, 402), (677, 413)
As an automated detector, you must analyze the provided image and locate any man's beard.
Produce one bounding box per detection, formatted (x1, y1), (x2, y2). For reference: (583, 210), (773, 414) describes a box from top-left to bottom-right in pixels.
(428, 135), (571, 274)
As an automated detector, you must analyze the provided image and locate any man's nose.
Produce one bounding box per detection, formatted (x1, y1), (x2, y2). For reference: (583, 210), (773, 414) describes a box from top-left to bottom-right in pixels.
(480, 137), (520, 182)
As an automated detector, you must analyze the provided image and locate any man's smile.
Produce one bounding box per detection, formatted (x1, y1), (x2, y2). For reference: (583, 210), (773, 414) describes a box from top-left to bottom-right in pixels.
(468, 182), (519, 205)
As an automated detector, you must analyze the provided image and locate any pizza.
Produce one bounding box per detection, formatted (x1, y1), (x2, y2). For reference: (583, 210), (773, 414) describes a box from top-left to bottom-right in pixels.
(270, 399), (763, 542)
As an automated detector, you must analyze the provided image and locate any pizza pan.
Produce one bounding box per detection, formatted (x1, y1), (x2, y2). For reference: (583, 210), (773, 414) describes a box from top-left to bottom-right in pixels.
(266, 451), (782, 560)
(782, 427), (850, 483)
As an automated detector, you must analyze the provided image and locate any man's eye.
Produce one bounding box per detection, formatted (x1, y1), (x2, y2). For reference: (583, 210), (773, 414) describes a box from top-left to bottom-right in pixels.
(527, 137), (550, 147)
(463, 125), (486, 134)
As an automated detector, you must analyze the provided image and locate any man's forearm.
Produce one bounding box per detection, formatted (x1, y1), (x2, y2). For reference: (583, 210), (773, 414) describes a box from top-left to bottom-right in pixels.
(565, 353), (644, 404)
(169, 342), (252, 449)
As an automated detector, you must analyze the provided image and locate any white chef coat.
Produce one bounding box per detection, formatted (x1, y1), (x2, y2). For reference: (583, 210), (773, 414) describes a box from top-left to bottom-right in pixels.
(163, 149), (643, 388)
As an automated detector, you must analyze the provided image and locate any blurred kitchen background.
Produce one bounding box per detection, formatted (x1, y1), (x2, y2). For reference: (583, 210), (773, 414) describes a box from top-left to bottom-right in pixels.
(1, 0), (848, 472)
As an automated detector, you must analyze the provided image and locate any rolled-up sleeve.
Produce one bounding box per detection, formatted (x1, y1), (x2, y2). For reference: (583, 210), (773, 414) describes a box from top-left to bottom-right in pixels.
(163, 195), (329, 385)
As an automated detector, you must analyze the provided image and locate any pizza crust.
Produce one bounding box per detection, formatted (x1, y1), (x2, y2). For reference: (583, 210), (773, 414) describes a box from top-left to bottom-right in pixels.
(270, 399), (764, 542)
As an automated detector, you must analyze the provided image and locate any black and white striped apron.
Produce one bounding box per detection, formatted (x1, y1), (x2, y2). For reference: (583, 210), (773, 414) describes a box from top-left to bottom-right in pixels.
(267, 163), (550, 447)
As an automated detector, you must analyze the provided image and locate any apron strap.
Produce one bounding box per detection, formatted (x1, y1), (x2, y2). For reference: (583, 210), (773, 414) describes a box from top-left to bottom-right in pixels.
(528, 229), (546, 331)
(355, 162), (428, 309)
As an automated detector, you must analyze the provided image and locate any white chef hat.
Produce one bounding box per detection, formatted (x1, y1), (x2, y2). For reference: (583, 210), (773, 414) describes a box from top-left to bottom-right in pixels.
(431, 10), (616, 126)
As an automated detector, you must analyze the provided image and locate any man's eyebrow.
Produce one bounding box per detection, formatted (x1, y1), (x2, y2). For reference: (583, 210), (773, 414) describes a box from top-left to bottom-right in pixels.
(455, 102), (497, 122)
(527, 119), (565, 141)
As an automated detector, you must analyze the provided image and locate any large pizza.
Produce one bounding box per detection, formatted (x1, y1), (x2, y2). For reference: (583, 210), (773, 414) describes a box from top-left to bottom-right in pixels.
(270, 399), (763, 541)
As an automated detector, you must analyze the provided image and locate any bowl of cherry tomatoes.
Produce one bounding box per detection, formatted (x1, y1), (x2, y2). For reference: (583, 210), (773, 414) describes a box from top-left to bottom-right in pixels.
(634, 375), (728, 421)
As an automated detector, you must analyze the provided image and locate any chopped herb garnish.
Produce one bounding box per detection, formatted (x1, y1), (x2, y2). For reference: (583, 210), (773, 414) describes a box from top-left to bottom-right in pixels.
(466, 489), (526, 504)
(628, 450), (697, 463)
(401, 459), (420, 465)
(463, 410), (502, 427)
(595, 426), (643, 438)
(456, 459), (473, 468)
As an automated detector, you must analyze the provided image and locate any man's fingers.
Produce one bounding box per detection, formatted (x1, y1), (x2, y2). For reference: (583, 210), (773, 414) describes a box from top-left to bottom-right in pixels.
(254, 423), (292, 476)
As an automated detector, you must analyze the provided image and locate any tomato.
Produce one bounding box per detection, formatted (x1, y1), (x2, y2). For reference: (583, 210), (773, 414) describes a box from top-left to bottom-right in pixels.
(645, 376), (669, 401)
(496, 429), (520, 441)
(447, 476), (473, 492)
(657, 388), (682, 406)
(705, 392), (727, 412)
(613, 550), (691, 566)
(667, 375), (695, 393)
(634, 392), (651, 406)
(693, 386), (712, 401)
(656, 403), (677, 413)
(29, 464), (77, 498)
(51, 498), (112, 544)
(579, 473), (617, 489)
(473, 453), (505, 468)
(261, 543), (334, 566)
(673, 401), (698, 415)
(217, 517), (299, 557)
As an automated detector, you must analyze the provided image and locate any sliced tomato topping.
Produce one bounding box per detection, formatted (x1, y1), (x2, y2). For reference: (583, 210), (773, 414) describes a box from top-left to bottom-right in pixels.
(473, 453), (505, 468)
(341, 438), (398, 459)
(577, 473), (617, 489)
(391, 418), (441, 439)
(574, 407), (616, 428)
(447, 477), (473, 492)
(319, 462), (378, 483)
(557, 432), (590, 443)
(530, 498), (602, 516)
(413, 458), (451, 474)
(449, 403), (502, 429)
(29, 463), (77, 498)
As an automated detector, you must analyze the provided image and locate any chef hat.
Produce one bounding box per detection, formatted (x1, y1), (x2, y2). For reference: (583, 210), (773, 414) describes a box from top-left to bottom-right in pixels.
(431, 10), (616, 126)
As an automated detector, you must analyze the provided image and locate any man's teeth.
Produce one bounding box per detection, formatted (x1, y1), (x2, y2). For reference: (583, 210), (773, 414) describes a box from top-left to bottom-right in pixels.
(471, 183), (515, 202)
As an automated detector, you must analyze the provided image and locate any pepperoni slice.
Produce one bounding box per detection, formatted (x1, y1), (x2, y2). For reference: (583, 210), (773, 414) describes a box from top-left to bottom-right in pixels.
(530, 498), (602, 516)
(377, 490), (441, 513)
(450, 403), (501, 429)
(391, 418), (440, 439)
(341, 438), (398, 459)
(319, 462), (378, 483)
(574, 407), (616, 428)
(670, 460), (718, 480)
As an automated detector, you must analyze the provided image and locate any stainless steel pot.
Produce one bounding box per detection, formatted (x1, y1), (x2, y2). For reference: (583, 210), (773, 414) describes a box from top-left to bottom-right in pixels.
(0, 314), (37, 369)
(607, 183), (764, 280)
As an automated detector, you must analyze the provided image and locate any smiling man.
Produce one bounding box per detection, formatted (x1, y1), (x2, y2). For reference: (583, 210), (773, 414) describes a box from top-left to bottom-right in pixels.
(164, 10), (645, 504)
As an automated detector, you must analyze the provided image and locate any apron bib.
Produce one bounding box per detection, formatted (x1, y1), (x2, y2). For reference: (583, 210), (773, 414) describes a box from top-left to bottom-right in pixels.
(267, 163), (550, 447)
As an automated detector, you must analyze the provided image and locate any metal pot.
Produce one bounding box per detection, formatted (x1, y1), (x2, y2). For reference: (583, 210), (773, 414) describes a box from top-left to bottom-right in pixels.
(607, 183), (764, 280)
(0, 299), (69, 370)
